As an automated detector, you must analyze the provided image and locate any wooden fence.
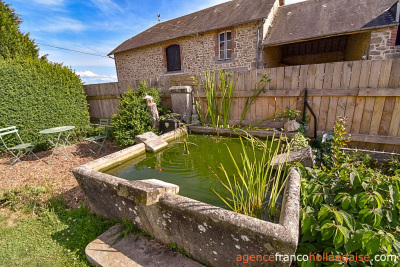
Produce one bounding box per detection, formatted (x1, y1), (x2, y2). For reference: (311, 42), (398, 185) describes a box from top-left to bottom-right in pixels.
(84, 59), (400, 152)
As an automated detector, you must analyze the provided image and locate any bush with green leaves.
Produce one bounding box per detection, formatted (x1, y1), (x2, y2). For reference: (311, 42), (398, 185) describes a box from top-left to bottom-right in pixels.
(297, 116), (400, 266)
(111, 82), (161, 146)
(0, 59), (90, 149)
(289, 132), (309, 151)
(297, 165), (400, 266)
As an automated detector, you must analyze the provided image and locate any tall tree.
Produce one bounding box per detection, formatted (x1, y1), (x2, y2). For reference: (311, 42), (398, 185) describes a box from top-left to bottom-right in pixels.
(0, 1), (39, 60)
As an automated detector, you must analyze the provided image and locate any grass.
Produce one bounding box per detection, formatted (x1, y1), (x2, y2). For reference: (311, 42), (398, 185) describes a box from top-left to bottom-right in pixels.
(0, 187), (114, 266)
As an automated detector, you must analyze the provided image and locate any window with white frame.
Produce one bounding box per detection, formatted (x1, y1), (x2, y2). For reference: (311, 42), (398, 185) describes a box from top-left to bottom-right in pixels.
(219, 31), (232, 60)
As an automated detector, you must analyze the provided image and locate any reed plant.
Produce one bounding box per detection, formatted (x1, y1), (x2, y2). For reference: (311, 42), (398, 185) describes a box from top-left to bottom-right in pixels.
(212, 133), (291, 220)
(203, 71), (219, 127)
(218, 70), (236, 128)
(238, 74), (270, 126)
(192, 70), (236, 128)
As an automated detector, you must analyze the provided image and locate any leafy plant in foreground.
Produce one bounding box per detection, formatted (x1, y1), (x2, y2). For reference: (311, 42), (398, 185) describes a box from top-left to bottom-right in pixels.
(297, 116), (400, 266)
(314, 116), (350, 169)
(298, 165), (400, 266)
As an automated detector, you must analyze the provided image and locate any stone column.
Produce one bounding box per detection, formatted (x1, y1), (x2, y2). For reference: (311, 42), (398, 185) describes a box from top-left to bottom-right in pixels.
(168, 86), (193, 124)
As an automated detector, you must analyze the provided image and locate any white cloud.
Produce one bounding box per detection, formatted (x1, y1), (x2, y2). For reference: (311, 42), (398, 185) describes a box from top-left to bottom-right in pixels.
(76, 70), (117, 84)
(39, 16), (85, 33)
(31, 0), (65, 6)
(76, 70), (100, 78)
(89, 0), (123, 14)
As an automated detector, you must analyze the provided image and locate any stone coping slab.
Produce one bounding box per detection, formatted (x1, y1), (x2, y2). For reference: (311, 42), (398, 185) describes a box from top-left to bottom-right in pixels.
(136, 132), (169, 152)
(273, 146), (315, 168)
(86, 224), (202, 267)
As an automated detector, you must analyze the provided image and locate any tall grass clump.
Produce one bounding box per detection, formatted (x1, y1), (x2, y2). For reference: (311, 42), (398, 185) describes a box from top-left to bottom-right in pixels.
(213, 133), (291, 220)
(193, 70), (236, 128)
(203, 70), (218, 127)
(218, 70), (236, 128)
(238, 73), (270, 126)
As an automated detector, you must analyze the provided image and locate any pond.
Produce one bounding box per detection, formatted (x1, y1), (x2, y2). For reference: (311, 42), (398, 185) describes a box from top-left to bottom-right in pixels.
(102, 134), (264, 208)
(73, 129), (302, 266)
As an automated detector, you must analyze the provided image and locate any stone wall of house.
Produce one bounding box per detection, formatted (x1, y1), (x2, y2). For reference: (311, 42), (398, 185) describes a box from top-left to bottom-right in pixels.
(369, 26), (400, 60)
(114, 21), (263, 82)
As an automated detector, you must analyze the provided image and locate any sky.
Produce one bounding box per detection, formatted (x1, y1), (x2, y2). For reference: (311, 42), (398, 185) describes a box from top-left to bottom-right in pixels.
(8, 0), (305, 84)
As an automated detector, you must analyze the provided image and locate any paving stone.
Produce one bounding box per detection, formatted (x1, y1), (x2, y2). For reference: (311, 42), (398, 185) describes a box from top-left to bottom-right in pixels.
(86, 224), (203, 267)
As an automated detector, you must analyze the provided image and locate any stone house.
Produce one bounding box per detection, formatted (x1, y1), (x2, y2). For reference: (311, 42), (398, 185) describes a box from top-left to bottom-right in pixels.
(109, 0), (400, 82)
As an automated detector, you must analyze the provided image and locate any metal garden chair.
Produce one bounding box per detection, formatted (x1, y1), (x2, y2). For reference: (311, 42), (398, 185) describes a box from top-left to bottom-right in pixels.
(0, 126), (40, 165)
(85, 118), (109, 154)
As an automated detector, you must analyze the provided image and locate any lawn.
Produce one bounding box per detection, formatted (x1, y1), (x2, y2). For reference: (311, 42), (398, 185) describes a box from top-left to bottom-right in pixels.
(0, 140), (121, 266)
(0, 199), (113, 266)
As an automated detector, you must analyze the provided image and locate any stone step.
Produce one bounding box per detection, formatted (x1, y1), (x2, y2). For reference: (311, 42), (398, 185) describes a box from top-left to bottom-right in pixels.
(136, 132), (168, 152)
(86, 224), (202, 267)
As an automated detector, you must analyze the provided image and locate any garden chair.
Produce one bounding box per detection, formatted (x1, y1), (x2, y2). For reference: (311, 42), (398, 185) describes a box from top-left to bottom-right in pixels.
(0, 126), (40, 166)
(85, 118), (109, 154)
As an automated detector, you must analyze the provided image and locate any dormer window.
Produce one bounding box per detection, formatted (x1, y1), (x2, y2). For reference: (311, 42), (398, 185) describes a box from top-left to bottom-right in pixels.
(219, 31), (232, 60)
(166, 45), (181, 71)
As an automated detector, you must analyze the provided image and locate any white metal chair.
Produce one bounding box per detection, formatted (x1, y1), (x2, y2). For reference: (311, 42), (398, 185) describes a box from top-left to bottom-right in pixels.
(0, 126), (40, 165)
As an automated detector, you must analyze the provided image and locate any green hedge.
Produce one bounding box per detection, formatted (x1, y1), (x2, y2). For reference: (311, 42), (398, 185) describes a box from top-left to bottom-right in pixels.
(0, 59), (90, 149)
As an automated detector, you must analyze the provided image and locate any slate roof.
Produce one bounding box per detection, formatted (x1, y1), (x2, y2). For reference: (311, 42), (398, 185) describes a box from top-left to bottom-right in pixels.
(265, 0), (399, 46)
(109, 0), (275, 55)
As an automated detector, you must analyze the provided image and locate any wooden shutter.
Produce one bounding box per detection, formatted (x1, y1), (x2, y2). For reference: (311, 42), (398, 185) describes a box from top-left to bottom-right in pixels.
(166, 45), (181, 71)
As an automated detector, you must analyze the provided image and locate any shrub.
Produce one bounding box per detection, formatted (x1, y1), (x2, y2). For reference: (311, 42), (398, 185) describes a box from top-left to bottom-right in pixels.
(289, 131), (309, 151)
(297, 117), (400, 266)
(297, 165), (400, 266)
(0, 59), (90, 149)
(111, 82), (161, 147)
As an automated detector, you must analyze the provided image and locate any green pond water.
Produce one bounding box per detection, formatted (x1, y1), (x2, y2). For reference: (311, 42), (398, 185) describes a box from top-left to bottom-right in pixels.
(103, 134), (264, 208)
